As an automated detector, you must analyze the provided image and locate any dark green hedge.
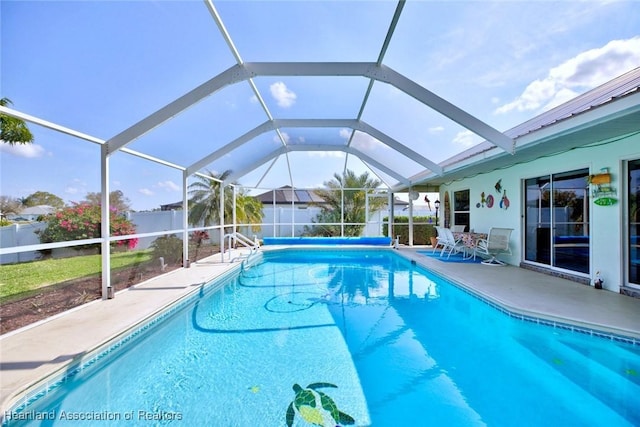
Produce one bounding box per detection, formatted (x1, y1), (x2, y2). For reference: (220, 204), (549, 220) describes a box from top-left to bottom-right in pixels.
(382, 216), (436, 245)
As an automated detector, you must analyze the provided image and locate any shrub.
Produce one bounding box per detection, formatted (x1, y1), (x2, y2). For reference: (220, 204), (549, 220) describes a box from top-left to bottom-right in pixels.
(37, 203), (138, 250)
(383, 216), (436, 245)
(150, 234), (183, 265)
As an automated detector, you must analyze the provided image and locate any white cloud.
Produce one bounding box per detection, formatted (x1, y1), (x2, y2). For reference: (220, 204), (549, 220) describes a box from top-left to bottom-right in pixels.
(64, 186), (80, 195)
(276, 132), (290, 144)
(139, 188), (154, 196)
(64, 178), (86, 197)
(0, 143), (46, 158)
(339, 128), (352, 139)
(428, 126), (444, 134)
(270, 82), (297, 108)
(349, 131), (388, 151)
(157, 180), (180, 192)
(452, 130), (479, 148)
(307, 151), (345, 158)
(496, 37), (640, 114)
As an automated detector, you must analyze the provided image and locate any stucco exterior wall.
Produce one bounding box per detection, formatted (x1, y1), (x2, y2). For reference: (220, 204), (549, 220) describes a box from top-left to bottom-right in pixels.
(441, 131), (640, 293)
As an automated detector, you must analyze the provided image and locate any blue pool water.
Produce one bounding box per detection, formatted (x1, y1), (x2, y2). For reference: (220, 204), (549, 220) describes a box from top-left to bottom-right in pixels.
(4, 249), (639, 426)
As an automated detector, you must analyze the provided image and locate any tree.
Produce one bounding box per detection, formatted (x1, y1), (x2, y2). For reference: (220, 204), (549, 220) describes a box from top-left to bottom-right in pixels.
(305, 170), (384, 237)
(235, 192), (264, 233)
(0, 98), (34, 145)
(83, 190), (131, 212)
(188, 170), (263, 231)
(188, 170), (234, 227)
(0, 196), (23, 216)
(23, 191), (65, 209)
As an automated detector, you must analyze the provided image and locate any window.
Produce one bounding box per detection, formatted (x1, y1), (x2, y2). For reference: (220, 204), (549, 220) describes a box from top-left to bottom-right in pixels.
(524, 168), (589, 274)
(453, 190), (470, 231)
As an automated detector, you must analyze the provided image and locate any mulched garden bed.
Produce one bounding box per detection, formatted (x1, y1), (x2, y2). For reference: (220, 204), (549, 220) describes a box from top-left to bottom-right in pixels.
(0, 246), (219, 335)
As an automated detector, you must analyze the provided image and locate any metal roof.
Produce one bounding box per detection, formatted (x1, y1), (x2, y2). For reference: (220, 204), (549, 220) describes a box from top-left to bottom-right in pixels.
(255, 186), (326, 205)
(405, 66), (640, 190)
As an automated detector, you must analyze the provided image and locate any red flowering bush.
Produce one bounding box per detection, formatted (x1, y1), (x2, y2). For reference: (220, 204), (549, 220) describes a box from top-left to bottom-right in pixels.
(37, 203), (138, 250)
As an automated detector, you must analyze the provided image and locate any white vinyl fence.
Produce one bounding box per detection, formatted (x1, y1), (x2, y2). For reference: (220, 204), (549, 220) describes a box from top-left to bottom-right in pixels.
(1, 206), (395, 264)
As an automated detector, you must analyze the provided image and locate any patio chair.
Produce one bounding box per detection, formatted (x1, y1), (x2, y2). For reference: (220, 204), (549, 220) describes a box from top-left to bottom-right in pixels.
(475, 227), (513, 265)
(452, 225), (466, 232)
(432, 226), (446, 253)
(439, 227), (465, 258)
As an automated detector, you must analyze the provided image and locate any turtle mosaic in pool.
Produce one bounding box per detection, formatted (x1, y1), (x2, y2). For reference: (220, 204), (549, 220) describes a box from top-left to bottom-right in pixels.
(3, 249), (639, 426)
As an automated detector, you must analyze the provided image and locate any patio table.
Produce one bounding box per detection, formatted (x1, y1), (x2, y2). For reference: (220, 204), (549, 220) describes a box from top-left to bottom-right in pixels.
(454, 231), (488, 259)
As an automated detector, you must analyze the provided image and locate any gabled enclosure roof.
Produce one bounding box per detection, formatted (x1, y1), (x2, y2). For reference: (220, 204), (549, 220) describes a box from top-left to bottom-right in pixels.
(102, 1), (513, 190)
(2, 1), (640, 210)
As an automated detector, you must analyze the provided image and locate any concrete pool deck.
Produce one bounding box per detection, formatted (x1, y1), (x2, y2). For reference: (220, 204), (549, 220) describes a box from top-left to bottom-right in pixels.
(2, 245), (640, 415)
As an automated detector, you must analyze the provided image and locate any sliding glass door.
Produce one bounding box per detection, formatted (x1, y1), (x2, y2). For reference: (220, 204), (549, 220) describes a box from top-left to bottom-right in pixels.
(524, 169), (589, 274)
(628, 159), (640, 287)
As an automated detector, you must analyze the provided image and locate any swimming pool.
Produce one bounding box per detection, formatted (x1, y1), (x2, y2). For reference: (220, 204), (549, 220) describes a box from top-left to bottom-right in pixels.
(3, 249), (639, 426)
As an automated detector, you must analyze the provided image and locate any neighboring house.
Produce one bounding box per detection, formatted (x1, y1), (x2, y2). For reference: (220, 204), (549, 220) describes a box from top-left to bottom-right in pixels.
(255, 186), (409, 238)
(8, 205), (57, 221)
(255, 186), (326, 207)
(411, 67), (640, 297)
(255, 185), (409, 209)
(160, 201), (183, 211)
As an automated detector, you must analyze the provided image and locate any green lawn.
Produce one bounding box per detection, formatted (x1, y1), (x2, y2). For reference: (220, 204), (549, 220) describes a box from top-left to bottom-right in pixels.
(0, 250), (153, 301)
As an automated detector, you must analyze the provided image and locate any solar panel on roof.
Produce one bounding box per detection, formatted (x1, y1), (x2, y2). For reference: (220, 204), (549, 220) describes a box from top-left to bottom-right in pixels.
(295, 190), (313, 203)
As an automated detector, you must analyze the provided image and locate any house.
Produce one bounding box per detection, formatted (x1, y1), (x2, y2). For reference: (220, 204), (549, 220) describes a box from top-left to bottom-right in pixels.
(406, 67), (640, 297)
(159, 201), (183, 211)
(255, 186), (326, 207)
(9, 205), (57, 221)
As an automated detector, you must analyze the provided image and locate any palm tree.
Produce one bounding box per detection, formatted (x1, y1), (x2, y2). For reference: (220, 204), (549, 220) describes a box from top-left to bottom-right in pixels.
(188, 170), (234, 227)
(188, 170), (263, 232)
(306, 170), (385, 237)
(235, 194), (264, 233)
(0, 98), (34, 145)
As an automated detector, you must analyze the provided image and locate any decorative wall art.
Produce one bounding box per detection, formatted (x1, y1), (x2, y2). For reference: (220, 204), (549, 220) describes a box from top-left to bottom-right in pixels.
(476, 180), (509, 209)
(588, 168), (617, 206)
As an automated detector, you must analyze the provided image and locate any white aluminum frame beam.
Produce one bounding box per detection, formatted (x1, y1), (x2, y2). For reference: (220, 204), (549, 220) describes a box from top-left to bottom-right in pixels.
(224, 144), (409, 185)
(188, 121), (274, 174)
(107, 62), (513, 156)
(187, 118), (443, 176)
(106, 64), (249, 153)
(0, 106), (104, 144)
(246, 62), (514, 153)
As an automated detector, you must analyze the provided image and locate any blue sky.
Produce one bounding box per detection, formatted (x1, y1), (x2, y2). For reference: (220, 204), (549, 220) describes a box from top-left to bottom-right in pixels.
(1, 0), (639, 211)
